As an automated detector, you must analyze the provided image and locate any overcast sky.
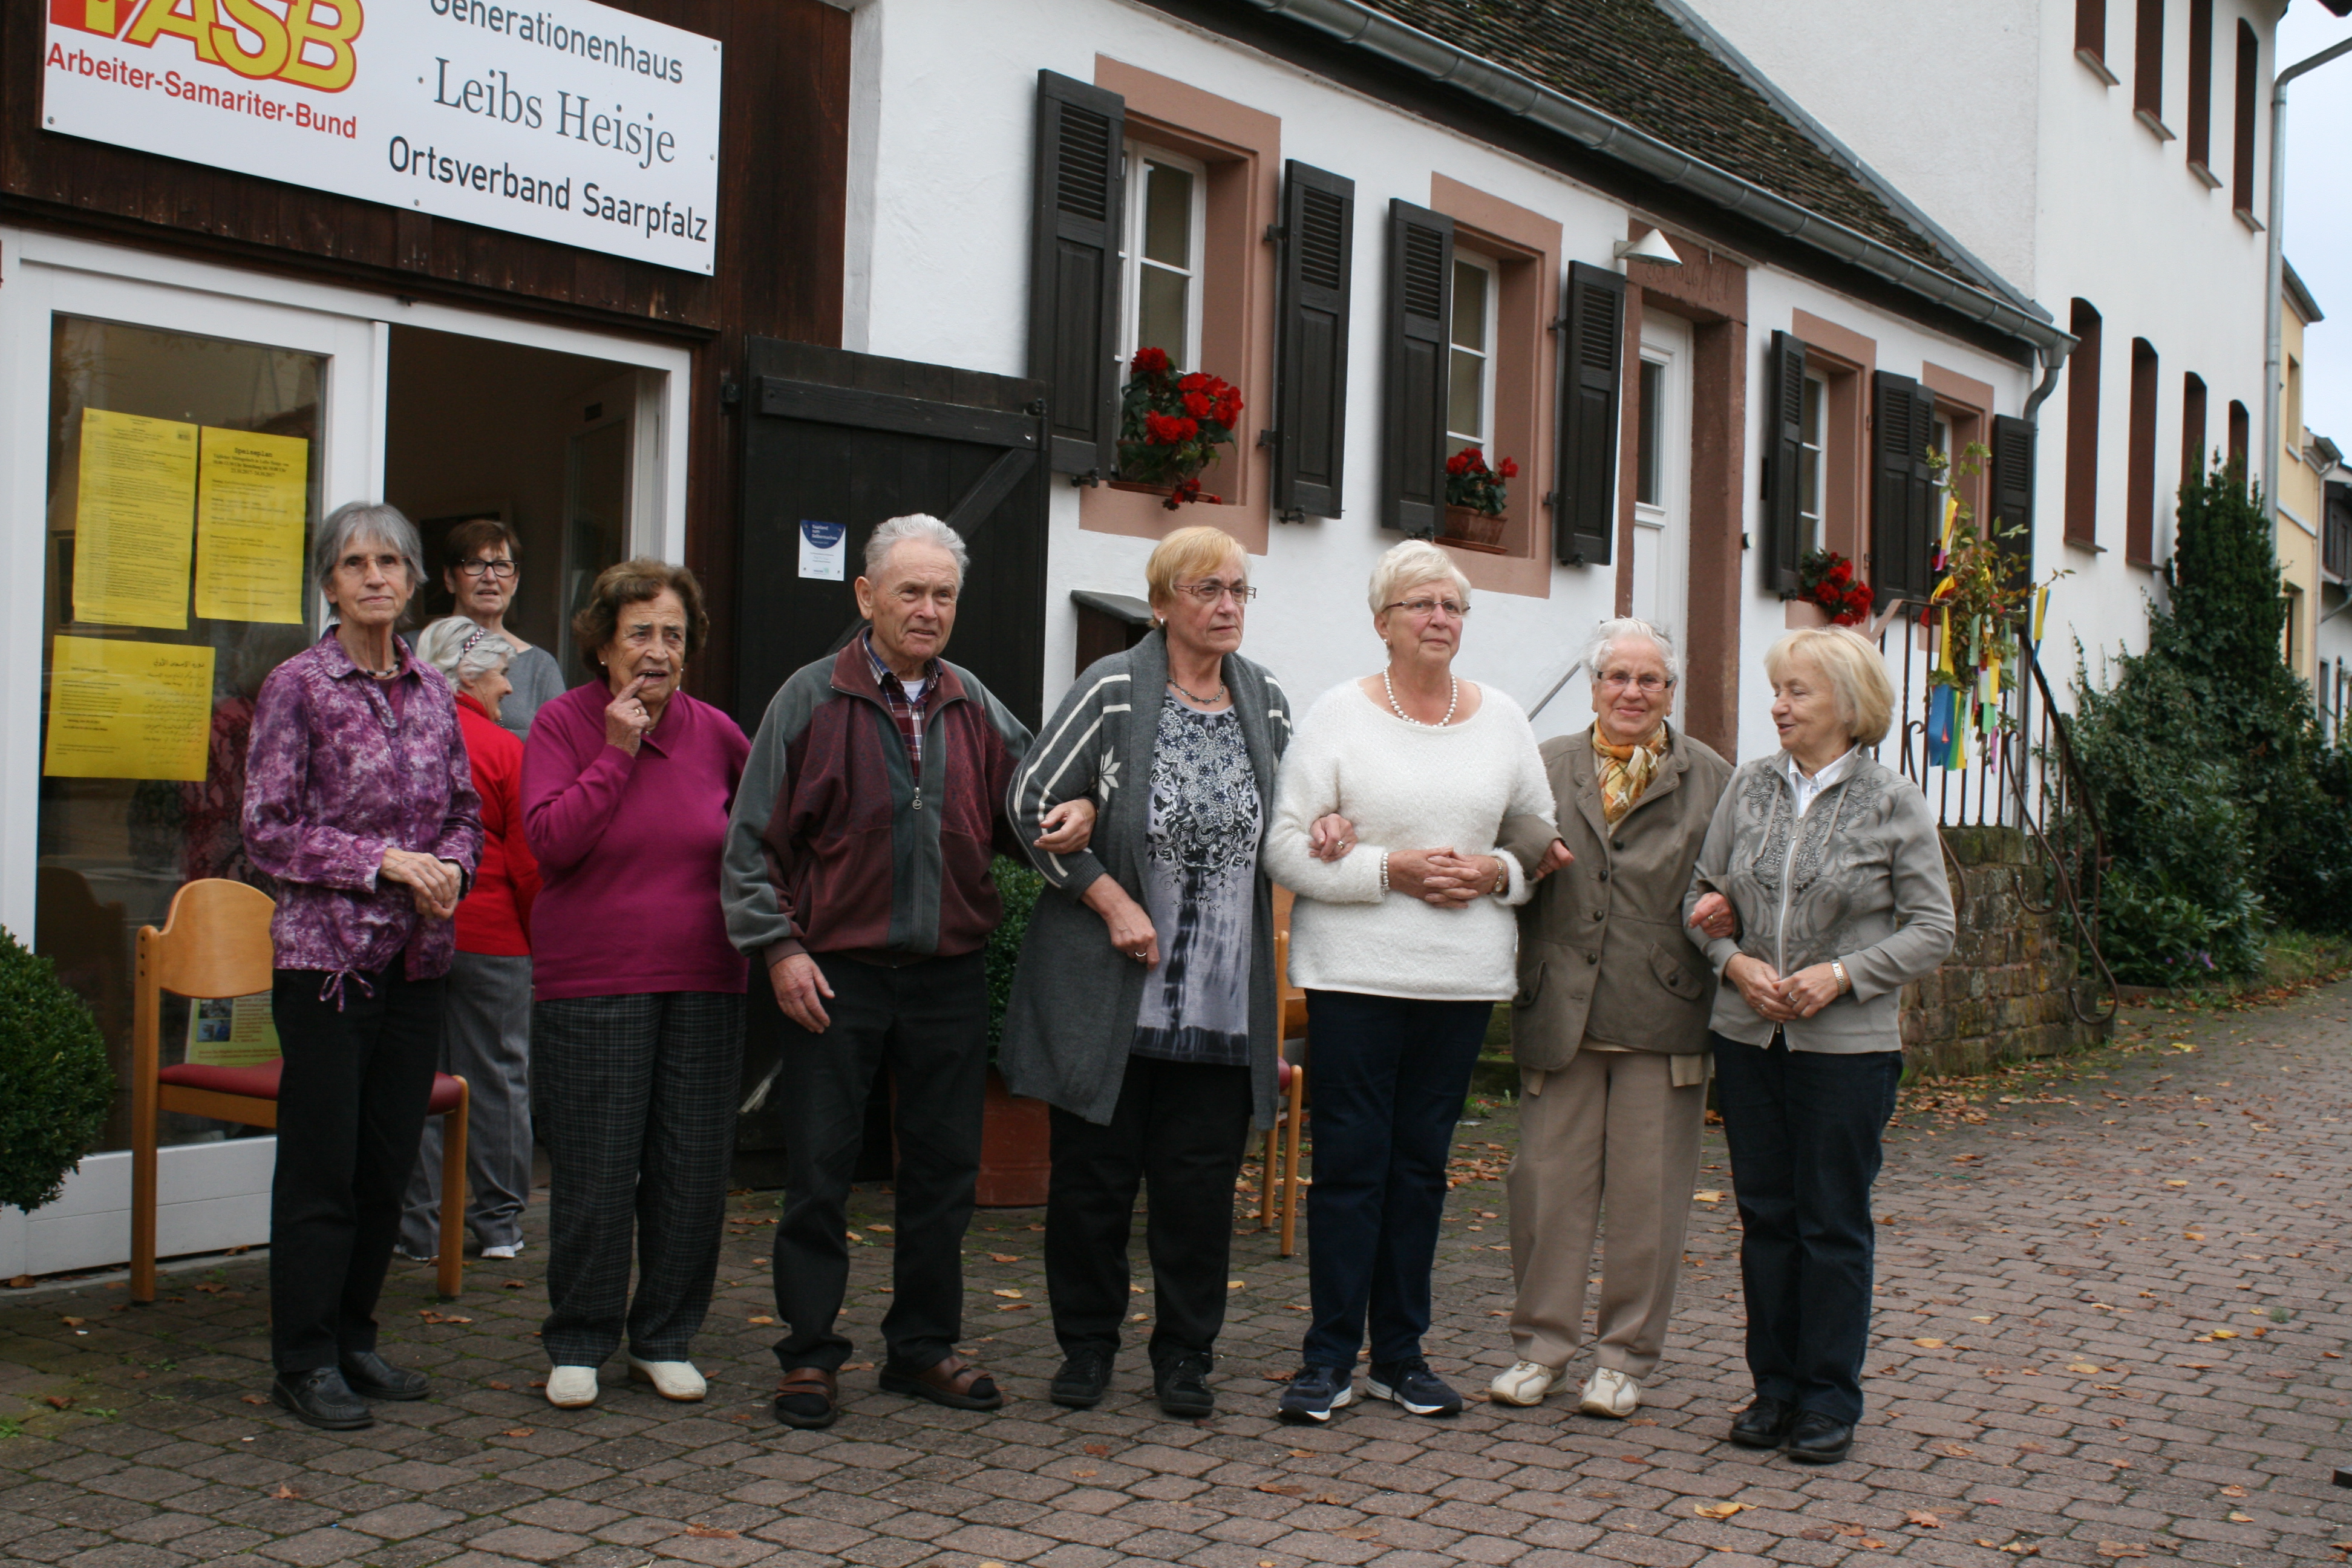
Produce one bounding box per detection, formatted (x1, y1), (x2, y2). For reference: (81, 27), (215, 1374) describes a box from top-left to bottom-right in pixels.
(2280, 2), (2352, 446)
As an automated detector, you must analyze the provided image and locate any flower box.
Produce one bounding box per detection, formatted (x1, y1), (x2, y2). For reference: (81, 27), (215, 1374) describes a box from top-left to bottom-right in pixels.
(1442, 503), (1507, 549)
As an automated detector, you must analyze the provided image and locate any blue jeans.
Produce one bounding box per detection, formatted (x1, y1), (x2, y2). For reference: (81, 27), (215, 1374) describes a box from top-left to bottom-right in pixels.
(1301, 990), (1490, 1370)
(1711, 1032), (1902, 1424)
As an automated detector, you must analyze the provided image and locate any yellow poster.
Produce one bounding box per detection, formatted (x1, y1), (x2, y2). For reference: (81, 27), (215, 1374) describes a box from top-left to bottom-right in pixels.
(42, 636), (215, 782)
(186, 993), (281, 1070)
(71, 408), (197, 629)
(194, 428), (309, 624)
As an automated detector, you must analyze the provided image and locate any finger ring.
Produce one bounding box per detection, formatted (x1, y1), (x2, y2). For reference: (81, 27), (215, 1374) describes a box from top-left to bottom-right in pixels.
(1132, 949), (1146, 961)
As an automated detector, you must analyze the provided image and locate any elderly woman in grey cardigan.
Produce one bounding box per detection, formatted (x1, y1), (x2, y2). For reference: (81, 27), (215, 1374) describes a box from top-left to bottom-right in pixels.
(1001, 524), (1293, 1420)
(1683, 627), (1955, 1466)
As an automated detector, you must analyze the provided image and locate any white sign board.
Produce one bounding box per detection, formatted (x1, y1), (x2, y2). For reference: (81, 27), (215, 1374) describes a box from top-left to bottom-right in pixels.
(41, 0), (722, 275)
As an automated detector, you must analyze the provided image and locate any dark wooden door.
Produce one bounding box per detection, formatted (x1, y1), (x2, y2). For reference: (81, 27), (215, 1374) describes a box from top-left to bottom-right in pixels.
(736, 339), (1050, 732)
(731, 339), (1048, 1181)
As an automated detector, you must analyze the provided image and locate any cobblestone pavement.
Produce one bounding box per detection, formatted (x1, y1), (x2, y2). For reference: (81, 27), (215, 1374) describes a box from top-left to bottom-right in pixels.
(5, 981), (2351, 1568)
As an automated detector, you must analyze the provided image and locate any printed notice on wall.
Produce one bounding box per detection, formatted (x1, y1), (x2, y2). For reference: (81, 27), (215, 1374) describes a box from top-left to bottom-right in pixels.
(43, 636), (216, 782)
(186, 993), (281, 1070)
(71, 408), (197, 629)
(43, 0), (722, 273)
(799, 520), (846, 581)
(195, 428), (309, 624)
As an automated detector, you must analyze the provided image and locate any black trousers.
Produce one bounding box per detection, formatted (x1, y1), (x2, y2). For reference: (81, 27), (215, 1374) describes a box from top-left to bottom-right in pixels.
(534, 991), (745, 1366)
(1711, 1032), (1903, 1425)
(773, 951), (987, 1374)
(269, 965), (445, 1374)
(1300, 990), (1491, 1370)
(1044, 1055), (1253, 1365)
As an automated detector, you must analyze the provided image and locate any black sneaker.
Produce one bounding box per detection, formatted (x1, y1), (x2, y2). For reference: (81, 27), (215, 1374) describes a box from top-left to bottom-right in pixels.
(1366, 1358), (1462, 1417)
(1154, 1351), (1214, 1418)
(339, 1349), (428, 1401)
(270, 1367), (373, 1431)
(1050, 1348), (1114, 1409)
(1276, 1365), (1354, 1425)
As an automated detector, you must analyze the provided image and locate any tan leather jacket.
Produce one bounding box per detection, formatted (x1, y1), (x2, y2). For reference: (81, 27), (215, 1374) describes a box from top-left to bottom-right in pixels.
(1497, 725), (1733, 1072)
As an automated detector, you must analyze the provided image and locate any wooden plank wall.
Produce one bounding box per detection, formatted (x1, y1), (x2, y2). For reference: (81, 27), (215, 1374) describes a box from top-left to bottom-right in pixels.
(0, 0), (852, 711)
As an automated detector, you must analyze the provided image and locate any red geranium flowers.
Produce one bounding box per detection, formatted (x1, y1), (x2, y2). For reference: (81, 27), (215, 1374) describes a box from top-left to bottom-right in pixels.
(1116, 348), (1243, 509)
(1443, 445), (1519, 516)
(1797, 549), (1875, 626)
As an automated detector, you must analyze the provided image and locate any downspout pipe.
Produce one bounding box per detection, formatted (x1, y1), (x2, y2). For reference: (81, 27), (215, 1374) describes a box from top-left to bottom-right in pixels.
(2263, 34), (2352, 523)
(1238, 0), (2074, 358)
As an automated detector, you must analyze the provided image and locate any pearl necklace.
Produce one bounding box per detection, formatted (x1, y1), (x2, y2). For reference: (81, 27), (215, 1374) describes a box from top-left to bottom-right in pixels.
(1383, 669), (1458, 727)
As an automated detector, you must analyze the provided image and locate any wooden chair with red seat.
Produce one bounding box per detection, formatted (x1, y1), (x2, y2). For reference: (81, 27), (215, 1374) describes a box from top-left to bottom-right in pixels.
(1258, 889), (1310, 1258)
(129, 879), (471, 1302)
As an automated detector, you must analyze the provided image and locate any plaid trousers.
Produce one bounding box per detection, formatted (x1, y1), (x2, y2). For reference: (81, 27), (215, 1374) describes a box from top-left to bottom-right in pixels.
(532, 990), (744, 1366)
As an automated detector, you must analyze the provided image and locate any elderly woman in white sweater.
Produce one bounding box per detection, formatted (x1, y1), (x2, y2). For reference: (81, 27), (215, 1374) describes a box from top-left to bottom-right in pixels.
(1264, 539), (1553, 1425)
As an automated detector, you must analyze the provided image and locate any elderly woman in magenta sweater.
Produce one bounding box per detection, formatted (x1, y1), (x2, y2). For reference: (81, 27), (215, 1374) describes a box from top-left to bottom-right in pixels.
(523, 560), (749, 1412)
(1263, 539), (1553, 1425)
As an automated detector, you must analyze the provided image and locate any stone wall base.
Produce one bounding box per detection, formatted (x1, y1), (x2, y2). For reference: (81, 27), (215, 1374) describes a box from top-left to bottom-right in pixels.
(1899, 825), (2111, 1077)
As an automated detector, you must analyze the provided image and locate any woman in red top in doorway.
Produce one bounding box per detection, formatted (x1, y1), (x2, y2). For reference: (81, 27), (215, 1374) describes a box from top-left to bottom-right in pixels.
(398, 617), (543, 1265)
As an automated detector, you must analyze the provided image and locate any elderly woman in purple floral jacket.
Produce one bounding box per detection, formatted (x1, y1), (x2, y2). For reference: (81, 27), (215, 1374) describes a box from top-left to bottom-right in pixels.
(242, 501), (482, 1432)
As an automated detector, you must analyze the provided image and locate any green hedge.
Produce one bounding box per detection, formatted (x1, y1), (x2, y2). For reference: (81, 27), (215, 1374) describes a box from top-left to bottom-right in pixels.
(984, 857), (1047, 1050)
(0, 926), (114, 1213)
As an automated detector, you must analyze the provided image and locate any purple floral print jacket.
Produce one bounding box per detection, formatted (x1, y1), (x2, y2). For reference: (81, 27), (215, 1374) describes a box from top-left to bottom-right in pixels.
(241, 632), (484, 996)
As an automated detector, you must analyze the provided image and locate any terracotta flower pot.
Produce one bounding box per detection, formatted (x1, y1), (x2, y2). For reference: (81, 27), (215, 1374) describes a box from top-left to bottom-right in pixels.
(1442, 503), (1506, 548)
(1783, 597), (1830, 630)
(975, 1066), (1051, 1208)
(1106, 479), (1174, 498)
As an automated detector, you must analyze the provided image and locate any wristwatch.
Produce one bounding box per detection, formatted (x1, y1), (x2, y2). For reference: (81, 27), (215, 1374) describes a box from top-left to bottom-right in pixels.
(1831, 959), (1851, 995)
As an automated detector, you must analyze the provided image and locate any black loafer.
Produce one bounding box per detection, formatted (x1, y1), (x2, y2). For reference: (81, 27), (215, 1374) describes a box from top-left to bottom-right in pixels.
(1785, 1410), (1856, 1464)
(1154, 1352), (1214, 1418)
(270, 1367), (373, 1430)
(1727, 1396), (1797, 1449)
(1050, 1348), (1114, 1409)
(339, 1350), (429, 1402)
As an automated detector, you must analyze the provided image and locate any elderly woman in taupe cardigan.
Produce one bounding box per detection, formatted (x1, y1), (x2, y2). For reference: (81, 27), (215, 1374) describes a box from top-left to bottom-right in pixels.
(1490, 619), (1731, 1421)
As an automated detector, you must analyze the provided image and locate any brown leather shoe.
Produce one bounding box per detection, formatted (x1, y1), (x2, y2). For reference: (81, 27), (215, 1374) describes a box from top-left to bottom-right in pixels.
(773, 1366), (839, 1429)
(878, 1352), (1003, 1411)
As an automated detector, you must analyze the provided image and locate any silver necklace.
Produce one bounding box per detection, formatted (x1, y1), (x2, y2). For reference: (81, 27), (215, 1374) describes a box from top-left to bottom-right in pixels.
(1167, 678), (1227, 706)
(1383, 669), (1458, 727)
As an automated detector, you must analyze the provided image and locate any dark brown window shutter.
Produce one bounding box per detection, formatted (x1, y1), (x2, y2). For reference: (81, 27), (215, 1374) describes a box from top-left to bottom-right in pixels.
(2076, 0), (2106, 60)
(1762, 330), (1808, 595)
(2126, 338), (2160, 566)
(1991, 413), (2038, 588)
(1272, 162), (1355, 520)
(2232, 20), (2258, 217)
(1380, 201), (1454, 535)
(1030, 71), (1125, 478)
(2180, 371), (2208, 491)
(1553, 261), (1626, 566)
(2186, 0), (2214, 168)
(2134, 0), (2164, 119)
(1870, 371), (1937, 604)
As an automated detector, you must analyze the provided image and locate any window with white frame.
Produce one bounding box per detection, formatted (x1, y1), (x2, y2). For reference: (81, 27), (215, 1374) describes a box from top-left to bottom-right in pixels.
(1446, 252), (1498, 458)
(1929, 411), (1953, 525)
(1636, 357), (1665, 509)
(1797, 369), (1828, 554)
(1119, 143), (1206, 371)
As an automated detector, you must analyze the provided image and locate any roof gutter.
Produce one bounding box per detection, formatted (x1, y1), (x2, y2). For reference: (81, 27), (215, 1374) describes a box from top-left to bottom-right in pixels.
(1235, 0), (2074, 357)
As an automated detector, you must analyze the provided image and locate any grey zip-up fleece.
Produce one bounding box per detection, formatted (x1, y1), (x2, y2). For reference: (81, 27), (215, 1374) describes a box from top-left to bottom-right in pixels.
(1682, 750), (1955, 1053)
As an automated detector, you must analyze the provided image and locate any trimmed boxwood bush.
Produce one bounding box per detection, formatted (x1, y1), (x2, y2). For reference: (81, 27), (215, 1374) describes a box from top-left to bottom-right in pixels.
(0, 926), (114, 1213)
(984, 856), (1047, 1050)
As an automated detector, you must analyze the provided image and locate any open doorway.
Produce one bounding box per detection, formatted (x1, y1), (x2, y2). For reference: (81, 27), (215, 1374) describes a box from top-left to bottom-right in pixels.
(383, 326), (661, 687)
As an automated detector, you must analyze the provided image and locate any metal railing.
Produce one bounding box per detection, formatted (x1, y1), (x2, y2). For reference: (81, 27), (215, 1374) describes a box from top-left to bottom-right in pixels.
(1881, 604), (2117, 1026)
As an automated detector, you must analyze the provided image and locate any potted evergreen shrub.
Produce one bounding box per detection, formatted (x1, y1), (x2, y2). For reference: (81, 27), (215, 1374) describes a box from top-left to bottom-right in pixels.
(978, 858), (1050, 1206)
(0, 927), (114, 1217)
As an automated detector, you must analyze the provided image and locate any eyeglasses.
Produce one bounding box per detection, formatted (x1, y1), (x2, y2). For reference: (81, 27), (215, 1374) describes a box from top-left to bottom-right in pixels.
(1383, 597), (1471, 619)
(1598, 670), (1673, 693)
(1172, 580), (1258, 604)
(457, 558), (517, 580)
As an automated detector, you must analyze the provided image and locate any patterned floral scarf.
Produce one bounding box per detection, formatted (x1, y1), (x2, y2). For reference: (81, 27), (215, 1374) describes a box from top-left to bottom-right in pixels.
(1592, 722), (1670, 824)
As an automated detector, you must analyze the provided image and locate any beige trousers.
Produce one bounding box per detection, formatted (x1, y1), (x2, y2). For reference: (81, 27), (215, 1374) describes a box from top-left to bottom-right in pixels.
(1506, 1049), (1707, 1377)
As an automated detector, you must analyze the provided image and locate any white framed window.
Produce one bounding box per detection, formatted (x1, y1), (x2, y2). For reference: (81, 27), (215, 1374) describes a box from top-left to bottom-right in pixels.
(1117, 143), (1207, 371)
(1636, 357), (1667, 509)
(1446, 252), (1498, 457)
(1797, 369), (1828, 555)
(1928, 411), (1953, 526)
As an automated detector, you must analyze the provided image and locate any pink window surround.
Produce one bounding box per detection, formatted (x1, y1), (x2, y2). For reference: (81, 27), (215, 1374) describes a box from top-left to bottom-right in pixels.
(1921, 360), (1994, 540)
(1082, 57), (1278, 554)
(1791, 309), (1877, 570)
(1428, 174), (1561, 599)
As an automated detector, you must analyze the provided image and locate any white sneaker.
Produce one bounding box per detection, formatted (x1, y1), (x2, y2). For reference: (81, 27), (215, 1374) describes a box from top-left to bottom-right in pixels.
(546, 1367), (600, 1408)
(1488, 1359), (1564, 1406)
(627, 1355), (707, 1402)
(480, 1243), (523, 1260)
(1578, 1365), (1641, 1419)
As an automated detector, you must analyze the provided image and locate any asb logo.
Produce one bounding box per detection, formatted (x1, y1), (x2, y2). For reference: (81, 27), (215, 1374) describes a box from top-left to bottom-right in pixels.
(50, 0), (365, 93)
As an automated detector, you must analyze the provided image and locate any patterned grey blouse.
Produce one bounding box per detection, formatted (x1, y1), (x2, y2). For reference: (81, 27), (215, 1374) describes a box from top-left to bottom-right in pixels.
(1131, 697), (1261, 1066)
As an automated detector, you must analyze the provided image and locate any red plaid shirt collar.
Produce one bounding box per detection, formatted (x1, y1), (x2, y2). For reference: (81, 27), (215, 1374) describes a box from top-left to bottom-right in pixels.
(861, 630), (936, 768)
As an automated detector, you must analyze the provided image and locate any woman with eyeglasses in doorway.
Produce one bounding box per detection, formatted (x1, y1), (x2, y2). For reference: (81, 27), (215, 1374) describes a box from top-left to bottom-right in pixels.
(1262, 539), (1554, 1425)
(440, 519), (565, 739)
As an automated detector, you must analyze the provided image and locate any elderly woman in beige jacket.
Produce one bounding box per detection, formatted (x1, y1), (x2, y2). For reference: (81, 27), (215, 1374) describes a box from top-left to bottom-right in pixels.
(1490, 619), (1731, 1420)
